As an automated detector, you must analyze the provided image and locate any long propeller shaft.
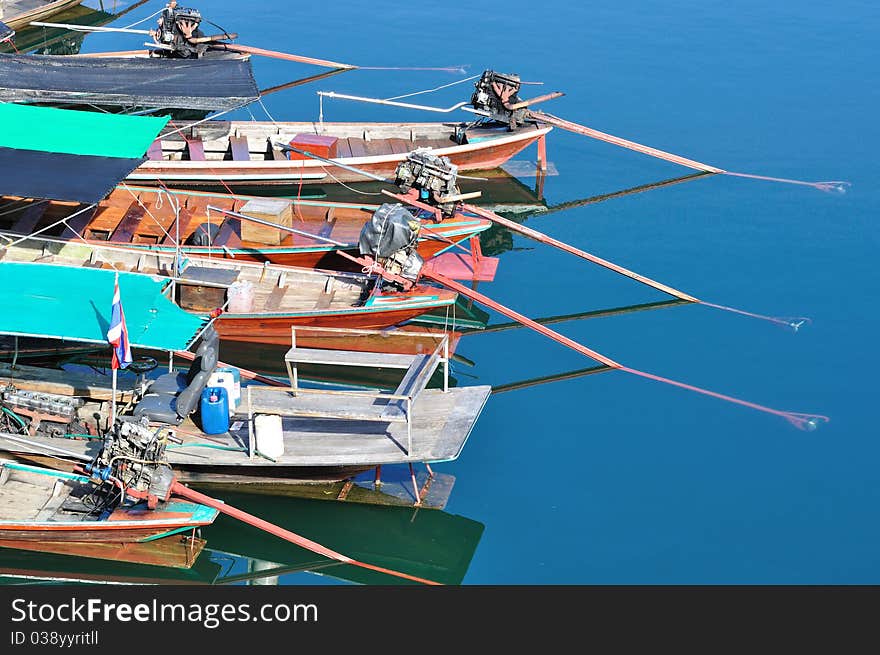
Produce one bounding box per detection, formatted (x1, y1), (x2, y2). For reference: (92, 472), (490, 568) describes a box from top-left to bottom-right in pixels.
(461, 202), (807, 329)
(423, 271), (827, 431)
(530, 110), (849, 193)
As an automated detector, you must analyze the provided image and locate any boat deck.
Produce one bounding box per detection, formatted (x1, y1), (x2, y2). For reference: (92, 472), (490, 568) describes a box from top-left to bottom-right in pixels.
(0, 234), (378, 314)
(0, 465), (76, 523)
(11, 385), (492, 468)
(155, 121), (473, 163)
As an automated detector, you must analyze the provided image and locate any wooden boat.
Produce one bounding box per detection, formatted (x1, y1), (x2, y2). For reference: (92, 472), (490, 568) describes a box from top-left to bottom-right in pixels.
(0, 0), (82, 30)
(1, 237), (459, 347)
(0, 185), (493, 273)
(3, 325), (491, 499)
(0, 459), (217, 549)
(130, 119), (552, 189)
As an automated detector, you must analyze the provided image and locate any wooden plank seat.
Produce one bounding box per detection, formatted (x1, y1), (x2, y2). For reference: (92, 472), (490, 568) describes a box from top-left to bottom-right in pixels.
(132, 201), (177, 241)
(10, 200), (48, 235)
(284, 348), (418, 369)
(184, 137), (207, 161)
(84, 205), (128, 240)
(334, 138), (353, 158)
(270, 336), (447, 455)
(213, 218), (242, 249)
(265, 139), (287, 161)
(110, 203), (146, 242)
(226, 136), (251, 161)
(381, 352), (440, 421)
(162, 207), (195, 245)
(60, 206), (97, 239)
(346, 138), (368, 158)
(146, 139), (164, 161)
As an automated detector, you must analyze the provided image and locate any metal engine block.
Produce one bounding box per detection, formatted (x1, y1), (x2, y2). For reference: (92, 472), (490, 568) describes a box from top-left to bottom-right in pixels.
(470, 70), (530, 129)
(1, 388), (82, 420)
(0, 387), (86, 437)
(89, 418), (178, 503)
(394, 149), (461, 217)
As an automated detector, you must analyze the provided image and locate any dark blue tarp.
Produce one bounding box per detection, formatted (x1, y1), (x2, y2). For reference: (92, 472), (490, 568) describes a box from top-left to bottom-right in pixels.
(0, 53), (259, 111)
(0, 147), (144, 203)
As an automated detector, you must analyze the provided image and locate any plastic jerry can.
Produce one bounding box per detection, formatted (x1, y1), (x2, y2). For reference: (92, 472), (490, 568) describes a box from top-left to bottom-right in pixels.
(208, 368), (240, 415)
(200, 387), (230, 434)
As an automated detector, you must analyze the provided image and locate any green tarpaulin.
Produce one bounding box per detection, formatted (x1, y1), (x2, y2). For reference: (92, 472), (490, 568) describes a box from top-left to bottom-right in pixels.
(0, 262), (206, 351)
(0, 103), (168, 158)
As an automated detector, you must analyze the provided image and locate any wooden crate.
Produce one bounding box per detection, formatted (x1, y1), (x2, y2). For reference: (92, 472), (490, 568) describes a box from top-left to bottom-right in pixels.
(239, 198), (293, 245)
(287, 133), (338, 160)
(177, 266), (238, 312)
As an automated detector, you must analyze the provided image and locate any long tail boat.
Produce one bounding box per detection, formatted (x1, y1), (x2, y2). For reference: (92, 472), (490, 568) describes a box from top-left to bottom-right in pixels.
(1, 240), (458, 347)
(0, 460), (217, 548)
(129, 119), (551, 189)
(0, 185), (493, 272)
(0, 265), (489, 501)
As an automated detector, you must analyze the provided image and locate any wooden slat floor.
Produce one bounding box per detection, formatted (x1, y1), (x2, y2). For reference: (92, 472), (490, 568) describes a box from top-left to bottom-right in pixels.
(12, 386), (492, 469)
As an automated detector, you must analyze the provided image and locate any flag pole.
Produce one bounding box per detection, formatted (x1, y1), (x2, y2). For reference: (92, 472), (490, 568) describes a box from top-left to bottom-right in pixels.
(111, 367), (118, 427)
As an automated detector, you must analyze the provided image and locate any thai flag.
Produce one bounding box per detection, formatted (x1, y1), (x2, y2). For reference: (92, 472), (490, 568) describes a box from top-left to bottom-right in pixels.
(106, 273), (132, 370)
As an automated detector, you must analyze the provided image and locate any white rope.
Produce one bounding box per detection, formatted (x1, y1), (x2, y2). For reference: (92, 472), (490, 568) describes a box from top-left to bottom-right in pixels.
(0, 204), (96, 251)
(119, 184), (177, 244)
(384, 74), (480, 101)
(0, 198), (47, 218)
(161, 103), (248, 138)
(119, 8), (165, 30)
(318, 165), (383, 195)
(257, 97), (278, 124)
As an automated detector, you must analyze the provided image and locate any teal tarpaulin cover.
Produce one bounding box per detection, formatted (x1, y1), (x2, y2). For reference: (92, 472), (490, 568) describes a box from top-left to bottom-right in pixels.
(0, 262), (206, 351)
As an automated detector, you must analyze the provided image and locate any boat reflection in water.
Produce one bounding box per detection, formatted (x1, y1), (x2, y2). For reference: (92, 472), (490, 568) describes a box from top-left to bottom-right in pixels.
(0, 493), (485, 586)
(0, 1), (151, 55)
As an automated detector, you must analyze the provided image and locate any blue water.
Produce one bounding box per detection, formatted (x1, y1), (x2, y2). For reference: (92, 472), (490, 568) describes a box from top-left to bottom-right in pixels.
(58, 0), (880, 583)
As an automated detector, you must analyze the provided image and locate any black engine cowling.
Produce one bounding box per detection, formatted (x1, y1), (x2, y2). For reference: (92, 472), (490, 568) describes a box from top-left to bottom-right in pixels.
(358, 203), (424, 285)
(470, 70), (530, 129)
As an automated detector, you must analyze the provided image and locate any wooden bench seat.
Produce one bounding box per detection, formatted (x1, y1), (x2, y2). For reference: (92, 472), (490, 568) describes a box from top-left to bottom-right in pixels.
(284, 347), (417, 369)
(10, 200), (48, 235)
(184, 137), (207, 161)
(226, 136), (251, 161)
(110, 203), (146, 243)
(381, 352), (439, 420)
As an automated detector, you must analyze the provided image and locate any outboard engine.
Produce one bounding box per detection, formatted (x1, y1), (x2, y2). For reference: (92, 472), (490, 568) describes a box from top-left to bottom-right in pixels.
(394, 149), (461, 217)
(358, 203), (424, 287)
(470, 70), (529, 130)
(153, 6), (207, 58)
(87, 417), (180, 508)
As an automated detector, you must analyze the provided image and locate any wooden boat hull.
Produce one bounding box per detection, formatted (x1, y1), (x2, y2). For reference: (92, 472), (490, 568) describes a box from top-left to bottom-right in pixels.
(0, 186), (492, 282)
(0, 462), (217, 547)
(216, 298), (458, 346)
(131, 123), (552, 188)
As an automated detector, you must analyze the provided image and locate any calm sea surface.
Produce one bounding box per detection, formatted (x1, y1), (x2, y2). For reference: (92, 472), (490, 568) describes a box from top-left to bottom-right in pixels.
(5, 0), (878, 584)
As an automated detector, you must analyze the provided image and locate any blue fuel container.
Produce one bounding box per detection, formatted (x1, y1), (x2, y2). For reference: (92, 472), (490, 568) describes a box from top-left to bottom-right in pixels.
(200, 386), (230, 434)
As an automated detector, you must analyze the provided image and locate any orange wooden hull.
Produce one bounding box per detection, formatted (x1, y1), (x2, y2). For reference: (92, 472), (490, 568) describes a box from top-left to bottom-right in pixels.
(131, 126), (550, 188)
(216, 305), (455, 346)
